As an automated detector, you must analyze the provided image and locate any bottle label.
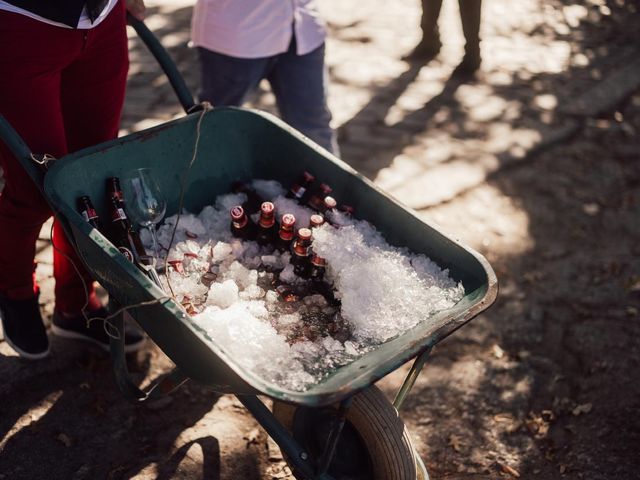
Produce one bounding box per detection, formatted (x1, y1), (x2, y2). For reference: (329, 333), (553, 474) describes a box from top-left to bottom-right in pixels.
(118, 246), (134, 262)
(81, 208), (98, 222)
(293, 186), (306, 199)
(111, 208), (127, 222)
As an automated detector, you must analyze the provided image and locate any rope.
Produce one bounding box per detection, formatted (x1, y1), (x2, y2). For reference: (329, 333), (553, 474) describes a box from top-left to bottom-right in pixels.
(163, 102), (212, 297)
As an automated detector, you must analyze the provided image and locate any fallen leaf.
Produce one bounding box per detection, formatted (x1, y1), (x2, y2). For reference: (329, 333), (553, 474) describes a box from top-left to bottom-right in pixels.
(492, 344), (505, 359)
(493, 413), (515, 422)
(499, 463), (521, 478)
(448, 434), (463, 452)
(572, 403), (593, 416)
(244, 427), (261, 446)
(57, 433), (72, 447)
(560, 464), (567, 474)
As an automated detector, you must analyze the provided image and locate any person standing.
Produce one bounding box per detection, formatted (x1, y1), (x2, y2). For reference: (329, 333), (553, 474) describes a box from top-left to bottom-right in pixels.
(0, 0), (146, 359)
(191, 0), (339, 154)
(405, 0), (482, 76)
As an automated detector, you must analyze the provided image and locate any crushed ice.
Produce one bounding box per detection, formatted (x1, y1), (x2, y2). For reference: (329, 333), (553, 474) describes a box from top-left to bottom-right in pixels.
(149, 180), (465, 391)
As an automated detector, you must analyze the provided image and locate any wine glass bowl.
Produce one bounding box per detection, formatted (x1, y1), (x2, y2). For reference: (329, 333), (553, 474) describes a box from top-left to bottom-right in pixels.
(121, 168), (167, 260)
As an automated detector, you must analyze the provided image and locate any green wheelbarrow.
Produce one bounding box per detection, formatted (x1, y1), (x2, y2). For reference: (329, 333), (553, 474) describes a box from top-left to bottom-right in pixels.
(0, 17), (497, 480)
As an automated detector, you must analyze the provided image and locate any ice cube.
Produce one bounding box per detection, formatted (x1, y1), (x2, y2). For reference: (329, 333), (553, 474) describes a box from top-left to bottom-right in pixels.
(206, 279), (239, 308)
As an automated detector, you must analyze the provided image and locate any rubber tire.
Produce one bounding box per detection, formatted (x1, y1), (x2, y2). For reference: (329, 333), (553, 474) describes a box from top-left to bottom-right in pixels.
(273, 385), (417, 479)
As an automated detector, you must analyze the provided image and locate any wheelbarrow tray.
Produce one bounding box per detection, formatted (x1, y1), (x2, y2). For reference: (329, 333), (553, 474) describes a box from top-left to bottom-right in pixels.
(44, 107), (497, 407)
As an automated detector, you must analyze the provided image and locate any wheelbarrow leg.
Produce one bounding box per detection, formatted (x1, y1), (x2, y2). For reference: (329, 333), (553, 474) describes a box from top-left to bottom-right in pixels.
(393, 346), (433, 480)
(236, 395), (326, 480)
(109, 299), (188, 402)
(393, 346), (433, 410)
(317, 396), (353, 475)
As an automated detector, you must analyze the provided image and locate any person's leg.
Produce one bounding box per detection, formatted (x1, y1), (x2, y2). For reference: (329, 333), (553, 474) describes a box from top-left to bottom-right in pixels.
(0, 11), (80, 357)
(56, 0), (129, 315)
(197, 47), (270, 106)
(404, 0), (444, 61)
(267, 40), (338, 154)
(0, 11), (75, 300)
(455, 0), (482, 74)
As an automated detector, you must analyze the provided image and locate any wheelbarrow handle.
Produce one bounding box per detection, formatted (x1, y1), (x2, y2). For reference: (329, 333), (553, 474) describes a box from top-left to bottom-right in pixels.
(0, 114), (47, 193)
(126, 13), (197, 114)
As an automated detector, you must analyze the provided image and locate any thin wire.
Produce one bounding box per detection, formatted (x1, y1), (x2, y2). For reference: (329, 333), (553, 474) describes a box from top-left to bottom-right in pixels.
(163, 102), (212, 297)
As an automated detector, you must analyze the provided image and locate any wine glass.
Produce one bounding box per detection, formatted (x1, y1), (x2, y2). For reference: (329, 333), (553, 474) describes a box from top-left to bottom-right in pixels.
(121, 167), (167, 263)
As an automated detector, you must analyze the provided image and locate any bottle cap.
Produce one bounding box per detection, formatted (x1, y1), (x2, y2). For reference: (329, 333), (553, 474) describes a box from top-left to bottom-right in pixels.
(310, 214), (324, 228)
(260, 202), (275, 214)
(281, 213), (296, 227)
(297, 228), (312, 241)
(230, 206), (245, 220)
(323, 196), (337, 209)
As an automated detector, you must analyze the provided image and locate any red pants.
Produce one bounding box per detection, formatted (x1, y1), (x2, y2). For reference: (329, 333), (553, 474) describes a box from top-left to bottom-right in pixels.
(0, 3), (128, 313)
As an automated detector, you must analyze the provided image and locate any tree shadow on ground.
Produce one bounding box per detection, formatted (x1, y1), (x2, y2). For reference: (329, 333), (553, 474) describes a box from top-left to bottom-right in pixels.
(0, 341), (223, 479)
(371, 0), (640, 478)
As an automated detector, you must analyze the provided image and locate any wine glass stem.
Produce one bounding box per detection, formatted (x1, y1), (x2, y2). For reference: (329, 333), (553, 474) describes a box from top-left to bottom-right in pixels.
(148, 226), (160, 263)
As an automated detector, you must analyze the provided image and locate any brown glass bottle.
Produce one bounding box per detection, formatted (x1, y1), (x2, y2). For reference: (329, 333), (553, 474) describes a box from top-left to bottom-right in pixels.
(105, 176), (148, 258)
(290, 227), (313, 278)
(77, 195), (103, 232)
(286, 171), (315, 203)
(275, 213), (296, 253)
(256, 201), (278, 246)
(107, 196), (141, 263)
(275, 283), (300, 303)
(307, 182), (333, 212)
(309, 252), (326, 281)
(230, 205), (256, 240)
(106, 177), (124, 207)
(339, 204), (355, 216)
(231, 180), (264, 215)
(309, 252), (340, 306)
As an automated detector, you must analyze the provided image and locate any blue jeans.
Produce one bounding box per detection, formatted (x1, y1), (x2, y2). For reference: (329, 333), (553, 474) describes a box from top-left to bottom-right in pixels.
(197, 39), (338, 154)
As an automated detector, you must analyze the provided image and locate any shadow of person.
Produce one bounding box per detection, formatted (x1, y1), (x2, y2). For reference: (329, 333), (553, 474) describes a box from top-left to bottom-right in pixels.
(0, 339), (223, 479)
(339, 68), (468, 178)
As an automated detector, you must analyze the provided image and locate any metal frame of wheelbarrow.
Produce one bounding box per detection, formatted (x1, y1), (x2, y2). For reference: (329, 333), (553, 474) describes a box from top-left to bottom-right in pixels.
(0, 16), (498, 479)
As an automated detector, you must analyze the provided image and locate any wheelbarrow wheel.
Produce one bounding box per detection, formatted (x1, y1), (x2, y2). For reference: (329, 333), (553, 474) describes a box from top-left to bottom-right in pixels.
(272, 385), (417, 479)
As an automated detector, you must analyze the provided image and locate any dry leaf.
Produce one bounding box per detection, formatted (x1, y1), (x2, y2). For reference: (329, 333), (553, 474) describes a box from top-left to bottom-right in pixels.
(499, 463), (521, 478)
(448, 434), (463, 452)
(57, 433), (72, 447)
(244, 427), (261, 446)
(493, 413), (515, 423)
(572, 403), (593, 416)
(492, 344), (505, 359)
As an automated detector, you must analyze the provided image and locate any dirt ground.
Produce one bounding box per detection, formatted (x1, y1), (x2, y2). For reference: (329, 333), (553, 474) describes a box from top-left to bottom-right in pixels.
(1, 0), (639, 479)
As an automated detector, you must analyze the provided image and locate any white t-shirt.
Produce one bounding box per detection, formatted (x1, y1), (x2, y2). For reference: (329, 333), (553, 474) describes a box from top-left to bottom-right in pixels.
(0, 0), (119, 29)
(191, 0), (327, 59)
